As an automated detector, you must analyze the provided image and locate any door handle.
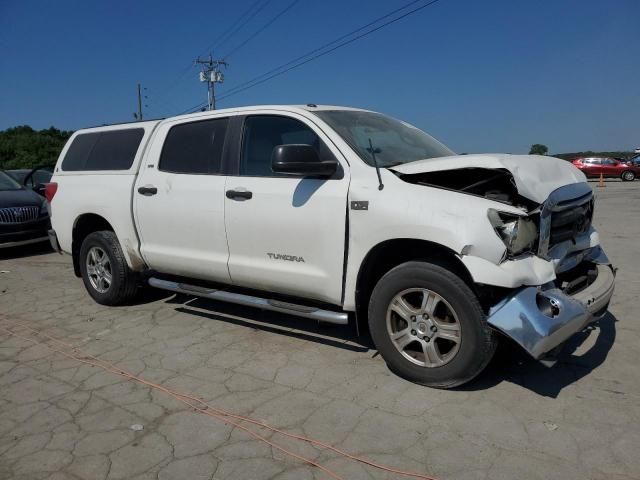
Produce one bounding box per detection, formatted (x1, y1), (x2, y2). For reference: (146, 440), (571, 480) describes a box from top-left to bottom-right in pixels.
(138, 185), (158, 196)
(226, 189), (253, 201)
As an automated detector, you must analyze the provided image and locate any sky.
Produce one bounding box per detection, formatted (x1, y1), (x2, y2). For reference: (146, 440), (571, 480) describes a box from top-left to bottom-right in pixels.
(0, 0), (638, 154)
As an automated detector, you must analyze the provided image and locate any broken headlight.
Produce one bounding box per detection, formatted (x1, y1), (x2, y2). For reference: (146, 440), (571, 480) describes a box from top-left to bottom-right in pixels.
(487, 209), (537, 256)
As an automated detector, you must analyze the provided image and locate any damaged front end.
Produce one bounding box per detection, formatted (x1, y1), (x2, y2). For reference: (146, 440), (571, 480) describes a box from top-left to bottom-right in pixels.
(484, 182), (615, 364)
(393, 161), (616, 364)
(394, 166), (537, 210)
(487, 248), (615, 363)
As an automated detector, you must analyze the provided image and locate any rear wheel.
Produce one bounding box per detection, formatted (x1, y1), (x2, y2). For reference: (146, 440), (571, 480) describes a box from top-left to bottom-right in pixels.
(621, 170), (635, 181)
(368, 261), (497, 388)
(79, 231), (138, 305)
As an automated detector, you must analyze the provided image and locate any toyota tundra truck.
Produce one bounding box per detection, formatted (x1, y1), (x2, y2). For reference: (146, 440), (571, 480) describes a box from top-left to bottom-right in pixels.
(46, 105), (615, 388)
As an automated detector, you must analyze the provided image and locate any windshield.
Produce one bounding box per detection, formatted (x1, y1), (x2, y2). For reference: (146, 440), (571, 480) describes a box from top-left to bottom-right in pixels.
(313, 110), (455, 167)
(7, 170), (27, 183)
(0, 171), (23, 191)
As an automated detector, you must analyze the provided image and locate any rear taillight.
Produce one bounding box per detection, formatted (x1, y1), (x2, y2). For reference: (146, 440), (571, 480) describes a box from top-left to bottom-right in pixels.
(44, 182), (58, 203)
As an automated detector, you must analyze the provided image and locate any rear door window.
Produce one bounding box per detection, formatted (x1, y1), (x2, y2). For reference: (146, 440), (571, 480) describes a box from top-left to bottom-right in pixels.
(159, 118), (228, 174)
(62, 133), (100, 170)
(62, 128), (144, 171)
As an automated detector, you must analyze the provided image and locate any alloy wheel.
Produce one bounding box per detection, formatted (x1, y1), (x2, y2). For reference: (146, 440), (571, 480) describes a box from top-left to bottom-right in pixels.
(86, 246), (112, 293)
(386, 288), (462, 367)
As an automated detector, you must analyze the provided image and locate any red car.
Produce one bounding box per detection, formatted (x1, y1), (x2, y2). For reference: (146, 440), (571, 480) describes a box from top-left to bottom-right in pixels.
(572, 157), (639, 181)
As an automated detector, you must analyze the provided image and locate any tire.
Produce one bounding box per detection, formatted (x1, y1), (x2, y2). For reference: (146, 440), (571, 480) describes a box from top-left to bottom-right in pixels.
(368, 261), (496, 388)
(79, 231), (138, 305)
(621, 170), (635, 181)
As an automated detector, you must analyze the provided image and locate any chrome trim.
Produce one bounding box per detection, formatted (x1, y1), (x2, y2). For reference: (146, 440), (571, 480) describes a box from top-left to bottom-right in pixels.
(487, 263), (615, 359)
(148, 277), (349, 325)
(555, 244), (609, 274)
(538, 183), (593, 259)
(0, 206), (39, 224)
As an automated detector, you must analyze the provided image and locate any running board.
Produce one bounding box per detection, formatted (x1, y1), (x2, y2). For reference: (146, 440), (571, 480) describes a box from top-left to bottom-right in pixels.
(148, 277), (349, 325)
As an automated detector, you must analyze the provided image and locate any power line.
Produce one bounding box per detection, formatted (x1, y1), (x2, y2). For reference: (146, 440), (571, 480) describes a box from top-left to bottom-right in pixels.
(221, 0), (301, 60)
(176, 100), (209, 116)
(149, 62), (196, 109)
(146, 94), (185, 118)
(152, 0), (270, 112)
(180, 0), (444, 114)
(175, 0), (301, 115)
(202, 0), (262, 54)
(204, 0), (274, 55)
(219, 0), (436, 99)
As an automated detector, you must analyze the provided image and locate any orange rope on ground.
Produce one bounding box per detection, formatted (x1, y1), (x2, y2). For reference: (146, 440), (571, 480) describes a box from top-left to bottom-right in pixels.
(0, 318), (439, 480)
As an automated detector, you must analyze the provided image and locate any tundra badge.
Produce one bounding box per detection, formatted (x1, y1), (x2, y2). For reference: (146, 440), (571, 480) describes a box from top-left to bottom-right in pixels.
(267, 253), (305, 263)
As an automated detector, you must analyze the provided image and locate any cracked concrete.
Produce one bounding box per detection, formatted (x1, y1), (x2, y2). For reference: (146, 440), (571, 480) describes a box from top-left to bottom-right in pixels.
(1, 181), (639, 479)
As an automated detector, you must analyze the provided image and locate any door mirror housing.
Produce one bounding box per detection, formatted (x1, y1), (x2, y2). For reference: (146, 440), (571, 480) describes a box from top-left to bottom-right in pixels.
(271, 144), (338, 177)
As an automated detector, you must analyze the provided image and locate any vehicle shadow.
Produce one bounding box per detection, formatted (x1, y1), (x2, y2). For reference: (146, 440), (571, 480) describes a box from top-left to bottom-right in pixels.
(167, 294), (372, 353)
(463, 312), (618, 397)
(292, 178), (325, 207)
(159, 292), (616, 393)
(0, 241), (53, 261)
(127, 286), (174, 305)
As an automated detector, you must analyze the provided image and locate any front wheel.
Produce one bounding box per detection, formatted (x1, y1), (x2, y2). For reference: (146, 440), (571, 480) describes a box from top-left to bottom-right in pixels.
(79, 231), (138, 305)
(368, 261), (497, 388)
(621, 170), (635, 181)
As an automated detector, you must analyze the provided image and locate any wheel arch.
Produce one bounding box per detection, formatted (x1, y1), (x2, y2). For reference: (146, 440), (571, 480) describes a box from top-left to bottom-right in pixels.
(353, 238), (475, 333)
(71, 213), (116, 277)
(621, 169), (635, 181)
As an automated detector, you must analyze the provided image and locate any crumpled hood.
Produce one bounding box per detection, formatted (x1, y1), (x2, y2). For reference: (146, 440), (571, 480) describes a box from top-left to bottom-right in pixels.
(390, 154), (587, 203)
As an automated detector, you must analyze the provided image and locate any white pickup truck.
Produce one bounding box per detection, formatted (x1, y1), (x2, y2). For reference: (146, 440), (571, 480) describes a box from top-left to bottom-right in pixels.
(47, 105), (615, 388)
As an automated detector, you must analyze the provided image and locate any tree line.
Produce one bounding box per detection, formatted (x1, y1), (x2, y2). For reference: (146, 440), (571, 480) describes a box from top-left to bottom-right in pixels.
(528, 144), (635, 160)
(0, 125), (73, 170)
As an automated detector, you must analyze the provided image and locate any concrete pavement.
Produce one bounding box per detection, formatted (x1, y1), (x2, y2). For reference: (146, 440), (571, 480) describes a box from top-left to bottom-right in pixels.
(0, 181), (639, 480)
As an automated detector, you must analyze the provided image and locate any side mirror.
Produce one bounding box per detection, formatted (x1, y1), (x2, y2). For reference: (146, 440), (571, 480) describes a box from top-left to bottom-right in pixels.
(271, 144), (338, 177)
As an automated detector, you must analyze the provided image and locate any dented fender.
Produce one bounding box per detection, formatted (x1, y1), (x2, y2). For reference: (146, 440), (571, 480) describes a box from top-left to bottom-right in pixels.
(461, 255), (557, 288)
(342, 169), (523, 311)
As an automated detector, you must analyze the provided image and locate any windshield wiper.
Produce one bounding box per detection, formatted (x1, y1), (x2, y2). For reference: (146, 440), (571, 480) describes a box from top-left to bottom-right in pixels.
(367, 138), (384, 191)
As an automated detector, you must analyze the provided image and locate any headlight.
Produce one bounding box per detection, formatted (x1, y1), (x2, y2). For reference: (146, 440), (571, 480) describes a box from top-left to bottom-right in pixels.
(488, 209), (537, 256)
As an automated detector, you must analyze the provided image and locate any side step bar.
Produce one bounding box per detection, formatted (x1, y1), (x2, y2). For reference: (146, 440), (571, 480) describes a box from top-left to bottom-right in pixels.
(148, 277), (349, 325)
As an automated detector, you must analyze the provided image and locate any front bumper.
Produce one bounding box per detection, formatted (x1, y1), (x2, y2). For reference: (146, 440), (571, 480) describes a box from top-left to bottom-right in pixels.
(0, 217), (50, 249)
(487, 261), (615, 359)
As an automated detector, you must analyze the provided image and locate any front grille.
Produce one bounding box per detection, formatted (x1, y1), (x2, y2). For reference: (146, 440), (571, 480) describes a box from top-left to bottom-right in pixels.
(549, 198), (594, 247)
(538, 183), (594, 258)
(0, 206), (39, 224)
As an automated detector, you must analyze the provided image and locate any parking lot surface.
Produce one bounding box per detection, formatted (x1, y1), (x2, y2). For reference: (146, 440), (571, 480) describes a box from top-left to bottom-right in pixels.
(1, 181), (639, 480)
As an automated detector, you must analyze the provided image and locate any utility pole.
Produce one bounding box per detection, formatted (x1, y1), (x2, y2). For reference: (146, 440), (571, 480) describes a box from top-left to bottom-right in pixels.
(133, 83), (147, 121)
(196, 55), (227, 110)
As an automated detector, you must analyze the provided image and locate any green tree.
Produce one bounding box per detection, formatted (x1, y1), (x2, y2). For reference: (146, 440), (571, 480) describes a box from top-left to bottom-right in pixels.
(529, 144), (549, 156)
(0, 125), (73, 170)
